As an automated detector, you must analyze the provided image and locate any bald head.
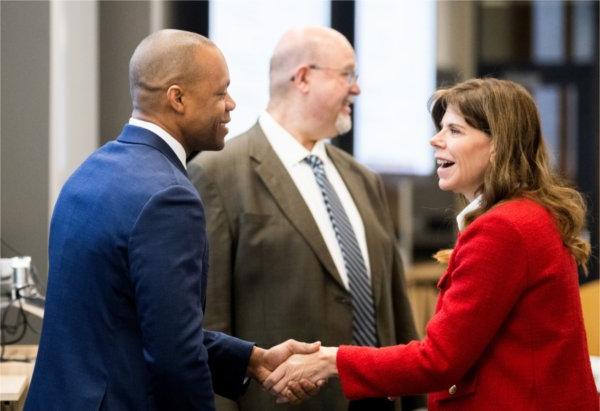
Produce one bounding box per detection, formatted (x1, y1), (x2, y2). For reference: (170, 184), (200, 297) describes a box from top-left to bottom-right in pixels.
(269, 27), (353, 101)
(129, 29), (214, 113)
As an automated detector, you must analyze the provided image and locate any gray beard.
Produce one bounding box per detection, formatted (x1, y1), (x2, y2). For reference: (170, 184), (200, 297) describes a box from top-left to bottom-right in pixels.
(335, 113), (352, 135)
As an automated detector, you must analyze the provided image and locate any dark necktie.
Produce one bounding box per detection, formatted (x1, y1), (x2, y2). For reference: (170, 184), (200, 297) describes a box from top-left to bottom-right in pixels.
(305, 154), (378, 346)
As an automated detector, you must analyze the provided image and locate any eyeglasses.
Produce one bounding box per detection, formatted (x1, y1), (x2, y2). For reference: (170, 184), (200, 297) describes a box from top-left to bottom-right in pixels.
(290, 64), (359, 85)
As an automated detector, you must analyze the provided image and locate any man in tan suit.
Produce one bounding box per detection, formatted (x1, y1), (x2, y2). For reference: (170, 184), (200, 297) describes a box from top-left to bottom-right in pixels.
(189, 27), (422, 411)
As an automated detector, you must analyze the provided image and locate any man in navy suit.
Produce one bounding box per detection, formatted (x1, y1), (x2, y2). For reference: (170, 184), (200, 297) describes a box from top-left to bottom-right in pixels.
(26, 30), (319, 411)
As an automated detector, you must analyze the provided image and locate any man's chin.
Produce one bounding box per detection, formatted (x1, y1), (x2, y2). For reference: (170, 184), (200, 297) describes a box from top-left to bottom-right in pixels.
(209, 139), (226, 151)
(335, 115), (352, 135)
(194, 136), (226, 152)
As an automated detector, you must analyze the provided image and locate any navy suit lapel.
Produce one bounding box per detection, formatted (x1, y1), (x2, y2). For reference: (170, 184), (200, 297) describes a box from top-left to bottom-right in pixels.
(117, 125), (188, 176)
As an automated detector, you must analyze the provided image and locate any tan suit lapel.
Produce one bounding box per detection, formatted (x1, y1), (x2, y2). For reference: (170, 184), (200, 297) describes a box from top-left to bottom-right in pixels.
(326, 145), (384, 308)
(247, 124), (346, 290)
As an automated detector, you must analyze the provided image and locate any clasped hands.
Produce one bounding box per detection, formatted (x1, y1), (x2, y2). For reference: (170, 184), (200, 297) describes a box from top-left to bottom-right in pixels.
(247, 339), (338, 405)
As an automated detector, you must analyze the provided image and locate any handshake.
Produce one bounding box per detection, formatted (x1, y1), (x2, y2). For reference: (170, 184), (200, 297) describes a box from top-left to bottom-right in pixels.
(246, 339), (338, 405)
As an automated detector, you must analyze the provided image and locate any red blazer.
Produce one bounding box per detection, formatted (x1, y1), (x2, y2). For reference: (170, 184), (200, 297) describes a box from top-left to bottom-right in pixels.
(337, 199), (598, 410)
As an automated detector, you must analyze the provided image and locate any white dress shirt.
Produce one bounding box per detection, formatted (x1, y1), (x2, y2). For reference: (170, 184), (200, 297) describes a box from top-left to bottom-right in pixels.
(259, 111), (371, 289)
(129, 118), (187, 170)
(456, 195), (482, 231)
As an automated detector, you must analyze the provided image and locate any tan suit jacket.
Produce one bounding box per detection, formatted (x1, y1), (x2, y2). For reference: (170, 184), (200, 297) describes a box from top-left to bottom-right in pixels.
(189, 123), (420, 411)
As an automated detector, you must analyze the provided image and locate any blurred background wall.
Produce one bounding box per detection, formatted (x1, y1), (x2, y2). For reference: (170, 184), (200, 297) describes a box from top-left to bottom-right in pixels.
(1, 0), (598, 346)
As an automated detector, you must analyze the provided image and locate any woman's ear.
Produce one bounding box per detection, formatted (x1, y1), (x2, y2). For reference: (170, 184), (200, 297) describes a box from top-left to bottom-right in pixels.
(489, 142), (496, 164)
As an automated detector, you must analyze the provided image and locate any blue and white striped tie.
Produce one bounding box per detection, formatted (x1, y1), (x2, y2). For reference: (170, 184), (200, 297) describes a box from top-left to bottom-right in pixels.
(305, 154), (378, 346)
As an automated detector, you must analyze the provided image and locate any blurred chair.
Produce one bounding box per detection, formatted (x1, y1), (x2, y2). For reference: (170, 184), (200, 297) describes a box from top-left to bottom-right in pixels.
(405, 262), (445, 338)
(580, 280), (599, 356)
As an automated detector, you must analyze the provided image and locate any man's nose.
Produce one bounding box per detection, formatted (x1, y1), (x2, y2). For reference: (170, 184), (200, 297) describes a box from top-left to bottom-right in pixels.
(226, 93), (236, 111)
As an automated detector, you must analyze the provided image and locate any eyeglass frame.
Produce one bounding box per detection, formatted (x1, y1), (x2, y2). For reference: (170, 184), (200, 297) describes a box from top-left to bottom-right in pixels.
(290, 64), (359, 84)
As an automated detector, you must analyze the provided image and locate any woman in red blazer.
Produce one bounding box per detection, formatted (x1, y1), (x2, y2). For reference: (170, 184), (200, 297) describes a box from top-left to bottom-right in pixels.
(265, 78), (598, 410)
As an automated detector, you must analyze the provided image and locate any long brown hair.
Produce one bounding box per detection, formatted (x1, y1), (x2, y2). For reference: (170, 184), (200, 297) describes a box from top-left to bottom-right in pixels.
(430, 78), (590, 270)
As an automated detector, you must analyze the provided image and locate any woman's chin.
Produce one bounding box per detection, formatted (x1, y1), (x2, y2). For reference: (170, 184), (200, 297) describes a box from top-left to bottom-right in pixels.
(437, 180), (453, 192)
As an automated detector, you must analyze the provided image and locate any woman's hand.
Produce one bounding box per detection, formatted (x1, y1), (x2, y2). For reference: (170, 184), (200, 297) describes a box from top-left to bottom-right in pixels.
(263, 346), (339, 403)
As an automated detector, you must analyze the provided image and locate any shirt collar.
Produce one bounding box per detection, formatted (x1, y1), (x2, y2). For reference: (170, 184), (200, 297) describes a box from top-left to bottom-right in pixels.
(258, 111), (327, 167)
(128, 118), (187, 170)
(456, 195), (482, 231)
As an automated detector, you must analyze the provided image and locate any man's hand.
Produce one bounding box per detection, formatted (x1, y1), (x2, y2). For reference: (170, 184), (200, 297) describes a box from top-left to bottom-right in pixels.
(246, 339), (323, 404)
(246, 339), (321, 383)
(263, 346), (338, 404)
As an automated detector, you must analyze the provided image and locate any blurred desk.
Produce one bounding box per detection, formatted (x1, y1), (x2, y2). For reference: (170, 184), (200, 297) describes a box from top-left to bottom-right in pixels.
(405, 262), (445, 338)
(0, 345), (37, 411)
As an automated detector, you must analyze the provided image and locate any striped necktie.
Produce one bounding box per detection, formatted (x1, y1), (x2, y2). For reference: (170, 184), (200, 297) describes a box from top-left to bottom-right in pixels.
(305, 154), (378, 346)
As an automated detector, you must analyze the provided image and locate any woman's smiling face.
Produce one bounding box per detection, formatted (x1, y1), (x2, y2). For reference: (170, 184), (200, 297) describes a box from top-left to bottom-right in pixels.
(430, 105), (493, 201)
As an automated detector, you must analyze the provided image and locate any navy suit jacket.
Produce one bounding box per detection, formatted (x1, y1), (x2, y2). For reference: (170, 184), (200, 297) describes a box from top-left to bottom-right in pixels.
(26, 125), (254, 410)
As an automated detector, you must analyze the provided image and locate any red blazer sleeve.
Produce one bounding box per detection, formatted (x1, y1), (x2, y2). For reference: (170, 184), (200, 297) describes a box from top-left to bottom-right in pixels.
(337, 213), (529, 399)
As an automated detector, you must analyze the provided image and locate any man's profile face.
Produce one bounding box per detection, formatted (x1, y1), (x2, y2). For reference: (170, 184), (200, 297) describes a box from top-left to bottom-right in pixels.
(309, 42), (360, 139)
(183, 47), (235, 152)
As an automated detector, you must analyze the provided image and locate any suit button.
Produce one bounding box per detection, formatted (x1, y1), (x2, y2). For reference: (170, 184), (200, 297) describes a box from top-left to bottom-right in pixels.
(448, 385), (457, 395)
(335, 296), (351, 305)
